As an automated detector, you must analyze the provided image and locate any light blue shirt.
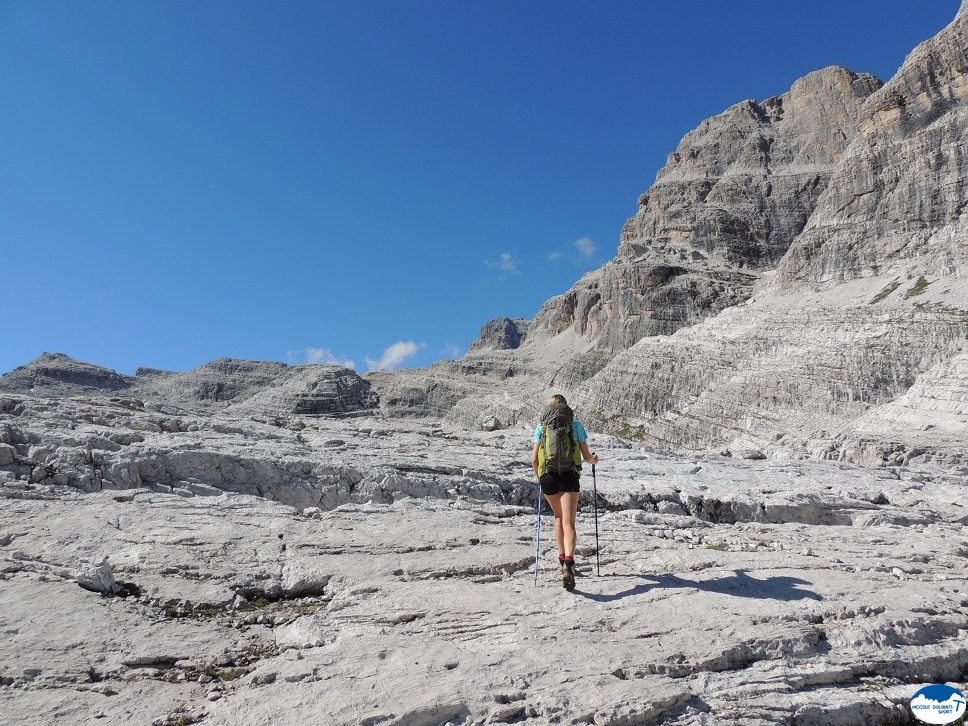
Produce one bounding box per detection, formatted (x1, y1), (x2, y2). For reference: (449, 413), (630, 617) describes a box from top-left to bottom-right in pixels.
(533, 420), (588, 444)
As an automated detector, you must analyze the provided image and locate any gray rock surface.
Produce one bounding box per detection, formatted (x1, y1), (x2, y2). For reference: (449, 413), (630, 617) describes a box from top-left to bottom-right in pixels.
(0, 352), (135, 394)
(0, 354), (378, 419)
(449, 4), (968, 465)
(522, 66), (882, 354)
(467, 317), (530, 352)
(2, 400), (967, 725)
(577, 273), (968, 466)
(567, 3), (968, 463)
(778, 6), (968, 285)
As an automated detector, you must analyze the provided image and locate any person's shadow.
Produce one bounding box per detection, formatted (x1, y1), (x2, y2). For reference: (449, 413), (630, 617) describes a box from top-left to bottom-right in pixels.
(573, 569), (821, 603)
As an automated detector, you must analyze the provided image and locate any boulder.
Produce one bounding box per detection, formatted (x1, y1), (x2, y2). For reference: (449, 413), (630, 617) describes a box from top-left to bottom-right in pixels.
(75, 556), (119, 595)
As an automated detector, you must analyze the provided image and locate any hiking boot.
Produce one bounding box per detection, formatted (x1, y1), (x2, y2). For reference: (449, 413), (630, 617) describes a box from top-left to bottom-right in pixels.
(561, 558), (575, 591)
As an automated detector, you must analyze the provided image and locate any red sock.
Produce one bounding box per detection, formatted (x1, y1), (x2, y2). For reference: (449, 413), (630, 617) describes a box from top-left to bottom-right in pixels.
(562, 555), (574, 562)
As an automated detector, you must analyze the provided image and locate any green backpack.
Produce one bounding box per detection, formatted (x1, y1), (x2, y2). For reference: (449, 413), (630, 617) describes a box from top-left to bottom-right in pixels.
(538, 403), (581, 476)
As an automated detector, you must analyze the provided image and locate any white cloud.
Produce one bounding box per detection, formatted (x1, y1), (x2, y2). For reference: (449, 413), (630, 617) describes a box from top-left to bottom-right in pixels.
(365, 341), (423, 371)
(307, 347), (356, 368)
(575, 237), (597, 258)
(548, 238), (597, 263)
(289, 347), (355, 370)
(484, 252), (521, 275)
(442, 343), (465, 359)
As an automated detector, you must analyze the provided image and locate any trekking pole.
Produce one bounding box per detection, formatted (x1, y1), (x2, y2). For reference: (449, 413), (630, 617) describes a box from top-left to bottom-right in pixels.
(592, 461), (600, 576)
(534, 484), (542, 585)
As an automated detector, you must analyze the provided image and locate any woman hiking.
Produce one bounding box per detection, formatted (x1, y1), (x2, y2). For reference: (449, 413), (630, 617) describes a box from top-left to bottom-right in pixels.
(531, 394), (599, 590)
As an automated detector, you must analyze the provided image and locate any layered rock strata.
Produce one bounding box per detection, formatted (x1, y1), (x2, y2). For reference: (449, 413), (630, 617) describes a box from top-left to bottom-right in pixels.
(778, 6), (968, 285)
(466, 316), (529, 352)
(449, 5), (968, 465)
(571, 5), (968, 461)
(578, 274), (968, 464)
(0, 354), (378, 419)
(522, 66), (882, 353)
(2, 405), (968, 725)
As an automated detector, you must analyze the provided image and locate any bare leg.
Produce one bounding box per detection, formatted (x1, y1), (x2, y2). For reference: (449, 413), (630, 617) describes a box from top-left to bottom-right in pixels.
(559, 491), (580, 557)
(543, 491), (580, 558)
(542, 493), (565, 557)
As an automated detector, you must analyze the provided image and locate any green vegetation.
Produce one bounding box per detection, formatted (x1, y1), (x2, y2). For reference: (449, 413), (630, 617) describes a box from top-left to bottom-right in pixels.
(857, 676), (888, 693)
(868, 279), (900, 304)
(163, 604), (223, 620)
(903, 276), (931, 298)
(913, 301), (968, 321)
(601, 414), (649, 441)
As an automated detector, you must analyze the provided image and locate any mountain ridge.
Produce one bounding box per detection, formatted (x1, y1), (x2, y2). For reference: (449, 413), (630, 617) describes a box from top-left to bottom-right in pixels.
(3, 5), (967, 469)
(4, 10), (968, 723)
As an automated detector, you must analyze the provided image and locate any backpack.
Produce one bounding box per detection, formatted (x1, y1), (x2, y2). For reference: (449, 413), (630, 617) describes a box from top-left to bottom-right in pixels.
(538, 403), (581, 476)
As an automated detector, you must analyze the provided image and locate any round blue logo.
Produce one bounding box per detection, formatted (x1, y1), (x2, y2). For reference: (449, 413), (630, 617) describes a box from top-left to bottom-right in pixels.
(910, 684), (967, 724)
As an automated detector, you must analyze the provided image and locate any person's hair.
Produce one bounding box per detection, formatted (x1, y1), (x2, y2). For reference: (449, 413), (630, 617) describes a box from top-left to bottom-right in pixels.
(549, 394), (567, 405)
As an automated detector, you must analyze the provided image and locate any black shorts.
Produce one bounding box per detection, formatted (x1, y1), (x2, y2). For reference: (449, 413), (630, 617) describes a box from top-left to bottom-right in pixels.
(539, 470), (580, 496)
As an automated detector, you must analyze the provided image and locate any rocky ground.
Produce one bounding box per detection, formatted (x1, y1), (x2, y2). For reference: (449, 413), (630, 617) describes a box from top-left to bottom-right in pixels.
(2, 402), (967, 725)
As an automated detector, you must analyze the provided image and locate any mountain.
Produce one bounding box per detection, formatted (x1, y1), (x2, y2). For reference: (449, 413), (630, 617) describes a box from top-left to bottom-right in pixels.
(0, 353), (377, 419)
(570, 4), (968, 466)
(3, 7), (968, 725)
(4, 7), (965, 469)
(372, 3), (968, 469)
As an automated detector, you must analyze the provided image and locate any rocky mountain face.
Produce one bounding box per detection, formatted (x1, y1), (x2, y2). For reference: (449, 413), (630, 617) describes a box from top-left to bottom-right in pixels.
(409, 3), (968, 468)
(778, 7), (968, 286)
(0, 353), (378, 419)
(528, 66), (883, 353)
(569, 4), (968, 465)
(466, 317), (529, 352)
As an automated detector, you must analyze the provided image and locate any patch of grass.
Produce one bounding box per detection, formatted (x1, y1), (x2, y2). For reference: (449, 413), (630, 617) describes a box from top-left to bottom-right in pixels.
(868, 279), (900, 304)
(163, 604), (224, 620)
(601, 414), (649, 441)
(903, 276), (931, 299)
(240, 641), (278, 663)
(857, 676), (888, 693)
(286, 598), (331, 616)
(913, 302), (968, 321)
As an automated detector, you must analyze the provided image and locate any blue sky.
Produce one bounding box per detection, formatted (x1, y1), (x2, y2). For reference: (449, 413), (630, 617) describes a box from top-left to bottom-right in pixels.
(0, 1), (959, 376)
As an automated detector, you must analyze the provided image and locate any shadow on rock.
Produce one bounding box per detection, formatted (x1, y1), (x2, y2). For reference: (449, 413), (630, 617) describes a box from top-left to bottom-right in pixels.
(575, 569), (821, 603)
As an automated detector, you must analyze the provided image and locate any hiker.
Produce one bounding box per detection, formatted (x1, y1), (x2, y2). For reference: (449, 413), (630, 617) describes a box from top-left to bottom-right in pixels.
(531, 394), (599, 589)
